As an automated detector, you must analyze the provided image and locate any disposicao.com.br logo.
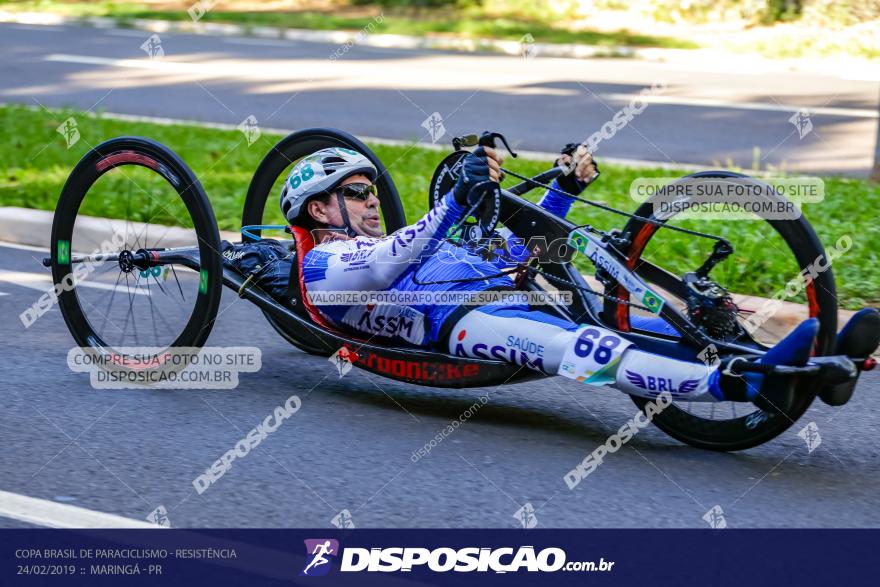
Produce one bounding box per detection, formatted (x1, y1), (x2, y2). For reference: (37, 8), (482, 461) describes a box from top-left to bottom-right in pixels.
(300, 541), (613, 575)
(302, 539), (340, 576)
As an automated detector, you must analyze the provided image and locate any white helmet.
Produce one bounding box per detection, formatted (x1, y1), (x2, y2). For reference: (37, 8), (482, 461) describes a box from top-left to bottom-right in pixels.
(280, 147), (378, 224)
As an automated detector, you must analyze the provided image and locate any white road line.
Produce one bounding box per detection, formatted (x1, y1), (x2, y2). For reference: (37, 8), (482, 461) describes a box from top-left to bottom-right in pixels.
(598, 92), (879, 119)
(10, 24), (65, 32)
(0, 270), (151, 296)
(104, 29), (155, 38)
(0, 490), (162, 529)
(0, 240), (48, 253)
(45, 53), (279, 78)
(223, 37), (296, 47)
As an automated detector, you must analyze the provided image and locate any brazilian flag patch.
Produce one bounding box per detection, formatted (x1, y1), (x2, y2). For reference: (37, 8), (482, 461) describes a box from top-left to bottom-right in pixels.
(641, 289), (664, 314)
(57, 240), (70, 265)
(568, 232), (588, 254)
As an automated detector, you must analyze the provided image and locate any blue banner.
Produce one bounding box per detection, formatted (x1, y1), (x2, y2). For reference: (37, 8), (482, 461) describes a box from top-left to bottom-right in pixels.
(1, 529), (873, 586)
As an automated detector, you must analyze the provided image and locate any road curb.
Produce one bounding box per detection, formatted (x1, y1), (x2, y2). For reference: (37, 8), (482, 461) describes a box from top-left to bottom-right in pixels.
(0, 205), (851, 331)
(0, 207), (239, 251)
(1, 10), (878, 79)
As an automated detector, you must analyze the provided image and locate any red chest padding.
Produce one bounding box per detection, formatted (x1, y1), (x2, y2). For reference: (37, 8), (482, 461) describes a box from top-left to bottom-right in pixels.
(289, 225), (336, 331)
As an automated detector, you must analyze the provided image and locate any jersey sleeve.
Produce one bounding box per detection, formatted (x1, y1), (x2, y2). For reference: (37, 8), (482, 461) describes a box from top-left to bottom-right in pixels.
(537, 177), (579, 218)
(304, 190), (464, 292)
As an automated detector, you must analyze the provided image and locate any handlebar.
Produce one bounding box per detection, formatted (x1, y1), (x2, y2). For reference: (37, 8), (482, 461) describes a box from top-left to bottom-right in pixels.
(452, 131), (518, 158)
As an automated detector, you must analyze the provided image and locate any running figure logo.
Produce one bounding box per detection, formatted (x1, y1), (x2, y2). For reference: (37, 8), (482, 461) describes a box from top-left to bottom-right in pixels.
(421, 112), (446, 143)
(329, 346), (358, 378)
(301, 539), (339, 577)
(788, 108), (813, 139)
(140, 34), (165, 59)
(56, 117), (80, 149)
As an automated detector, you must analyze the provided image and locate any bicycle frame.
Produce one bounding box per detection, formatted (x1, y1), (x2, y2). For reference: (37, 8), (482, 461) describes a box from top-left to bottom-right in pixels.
(497, 176), (773, 362)
(46, 165), (858, 387)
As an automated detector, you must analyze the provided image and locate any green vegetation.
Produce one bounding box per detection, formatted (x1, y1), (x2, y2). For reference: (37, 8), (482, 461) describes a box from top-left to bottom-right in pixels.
(1, 104), (876, 308)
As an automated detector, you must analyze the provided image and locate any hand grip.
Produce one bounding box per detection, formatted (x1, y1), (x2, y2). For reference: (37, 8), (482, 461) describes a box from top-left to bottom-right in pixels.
(478, 131), (496, 149)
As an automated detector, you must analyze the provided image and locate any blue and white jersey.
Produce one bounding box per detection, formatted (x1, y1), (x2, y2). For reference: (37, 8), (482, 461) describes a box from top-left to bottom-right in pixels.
(302, 181), (576, 346)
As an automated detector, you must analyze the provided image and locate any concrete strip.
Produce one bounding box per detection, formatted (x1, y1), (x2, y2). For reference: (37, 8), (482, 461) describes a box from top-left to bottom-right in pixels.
(0, 207), (239, 251)
(0, 269), (151, 296)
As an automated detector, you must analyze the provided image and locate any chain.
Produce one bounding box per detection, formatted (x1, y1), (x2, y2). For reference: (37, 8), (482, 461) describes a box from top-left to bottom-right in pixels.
(527, 265), (653, 312)
(500, 167), (730, 245)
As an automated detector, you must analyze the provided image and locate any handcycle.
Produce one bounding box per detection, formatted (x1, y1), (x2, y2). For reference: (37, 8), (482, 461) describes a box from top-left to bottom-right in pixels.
(47, 128), (878, 451)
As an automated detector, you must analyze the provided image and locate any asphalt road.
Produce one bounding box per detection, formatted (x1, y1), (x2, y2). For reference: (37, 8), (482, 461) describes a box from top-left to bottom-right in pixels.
(0, 22), (878, 175)
(2, 241), (879, 529)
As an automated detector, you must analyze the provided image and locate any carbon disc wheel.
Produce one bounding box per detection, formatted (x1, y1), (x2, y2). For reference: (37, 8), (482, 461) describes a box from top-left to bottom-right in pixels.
(602, 171), (837, 451)
(50, 137), (223, 379)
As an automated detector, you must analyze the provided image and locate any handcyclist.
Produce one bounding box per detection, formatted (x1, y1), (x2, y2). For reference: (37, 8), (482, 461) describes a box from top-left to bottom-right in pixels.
(276, 145), (825, 409)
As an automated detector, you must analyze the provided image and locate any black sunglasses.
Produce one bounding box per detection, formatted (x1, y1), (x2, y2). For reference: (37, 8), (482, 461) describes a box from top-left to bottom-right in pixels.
(334, 183), (377, 201)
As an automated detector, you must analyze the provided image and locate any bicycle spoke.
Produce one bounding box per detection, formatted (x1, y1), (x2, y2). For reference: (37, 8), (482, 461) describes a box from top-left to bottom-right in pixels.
(120, 273), (134, 347)
(170, 265), (186, 301)
(130, 274), (141, 346)
(150, 271), (168, 296)
(145, 275), (160, 346)
(99, 270), (124, 335)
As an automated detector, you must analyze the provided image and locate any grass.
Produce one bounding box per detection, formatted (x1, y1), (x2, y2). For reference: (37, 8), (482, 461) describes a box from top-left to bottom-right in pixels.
(720, 23), (880, 61)
(0, 1), (698, 49)
(1, 104), (876, 309)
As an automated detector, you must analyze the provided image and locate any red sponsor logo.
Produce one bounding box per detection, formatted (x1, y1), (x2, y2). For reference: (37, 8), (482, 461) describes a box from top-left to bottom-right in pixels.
(96, 151), (159, 172)
(352, 351), (479, 382)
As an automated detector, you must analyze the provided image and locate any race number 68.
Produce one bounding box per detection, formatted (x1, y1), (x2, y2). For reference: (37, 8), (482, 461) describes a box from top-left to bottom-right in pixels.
(574, 328), (621, 365)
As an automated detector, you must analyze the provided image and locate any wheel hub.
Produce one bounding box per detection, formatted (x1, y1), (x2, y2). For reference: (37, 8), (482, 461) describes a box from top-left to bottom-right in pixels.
(117, 249), (135, 273)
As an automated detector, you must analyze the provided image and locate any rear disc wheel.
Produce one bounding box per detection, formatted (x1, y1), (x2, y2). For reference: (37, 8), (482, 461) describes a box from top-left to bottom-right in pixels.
(604, 172), (837, 451)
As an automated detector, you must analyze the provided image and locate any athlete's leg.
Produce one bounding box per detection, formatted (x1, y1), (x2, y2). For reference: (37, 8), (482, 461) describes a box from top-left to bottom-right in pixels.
(448, 304), (720, 401)
(448, 304), (818, 404)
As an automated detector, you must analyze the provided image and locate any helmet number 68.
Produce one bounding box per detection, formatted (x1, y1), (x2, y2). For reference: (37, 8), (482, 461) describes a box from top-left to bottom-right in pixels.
(289, 163), (315, 189)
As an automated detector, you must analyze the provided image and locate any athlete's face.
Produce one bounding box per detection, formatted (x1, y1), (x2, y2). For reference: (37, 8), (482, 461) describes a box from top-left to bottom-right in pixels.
(314, 174), (383, 238)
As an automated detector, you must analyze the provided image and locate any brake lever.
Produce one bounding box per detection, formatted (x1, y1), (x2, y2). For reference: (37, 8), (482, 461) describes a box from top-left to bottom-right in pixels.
(451, 131), (519, 158)
(478, 131), (518, 158)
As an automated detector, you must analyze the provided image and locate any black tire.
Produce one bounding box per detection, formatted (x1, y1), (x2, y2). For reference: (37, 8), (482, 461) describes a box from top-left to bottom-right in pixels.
(51, 137), (223, 367)
(603, 171), (837, 451)
(241, 128), (407, 356)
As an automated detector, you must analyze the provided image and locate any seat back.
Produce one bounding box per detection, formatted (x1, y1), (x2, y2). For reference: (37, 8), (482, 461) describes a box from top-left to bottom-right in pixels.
(287, 225), (336, 331)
